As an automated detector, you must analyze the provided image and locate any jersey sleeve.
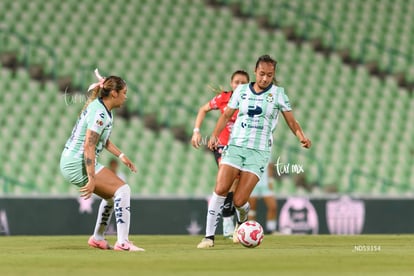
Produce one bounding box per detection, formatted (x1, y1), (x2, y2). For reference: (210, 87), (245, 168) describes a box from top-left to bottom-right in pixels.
(86, 108), (107, 135)
(277, 87), (292, 112)
(227, 85), (242, 109)
(209, 93), (223, 110)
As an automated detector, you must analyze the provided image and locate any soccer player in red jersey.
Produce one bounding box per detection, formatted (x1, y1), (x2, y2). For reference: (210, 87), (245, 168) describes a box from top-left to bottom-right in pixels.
(191, 70), (249, 238)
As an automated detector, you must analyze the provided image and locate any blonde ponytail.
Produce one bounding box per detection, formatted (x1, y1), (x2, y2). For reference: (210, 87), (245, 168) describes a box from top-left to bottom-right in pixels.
(80, 68), (106, 115)
(207, 84), (224, 94)
(80, 87), (100, 115)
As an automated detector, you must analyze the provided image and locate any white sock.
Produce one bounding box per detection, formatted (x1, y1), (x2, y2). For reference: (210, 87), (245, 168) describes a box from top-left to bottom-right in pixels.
(205, 192), (226, 238)
(222, 215), (235, 236)
(93, 198), (114, 240)
(266, 220), (277, 233)
(235, 202), (250, 224)
(223, 215), (234, 225)
(114, 184), (131, 244)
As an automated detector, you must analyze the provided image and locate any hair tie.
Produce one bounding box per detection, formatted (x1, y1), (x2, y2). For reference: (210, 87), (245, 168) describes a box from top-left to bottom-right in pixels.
(87, 68), (106, 91)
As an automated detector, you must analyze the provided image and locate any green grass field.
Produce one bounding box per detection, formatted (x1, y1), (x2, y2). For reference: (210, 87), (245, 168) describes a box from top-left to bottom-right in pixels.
(0, 235), (413, 275)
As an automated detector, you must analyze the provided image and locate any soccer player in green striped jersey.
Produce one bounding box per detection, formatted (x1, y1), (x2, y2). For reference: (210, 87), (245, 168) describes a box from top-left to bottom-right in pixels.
(197, 55), (311, 248)
(60, 70), (144, 251)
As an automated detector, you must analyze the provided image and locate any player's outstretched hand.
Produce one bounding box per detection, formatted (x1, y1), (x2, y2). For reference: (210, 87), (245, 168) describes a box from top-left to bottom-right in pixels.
(191, 132), (202, 149)
(120, 155), (137, 173)
(208, 135), (219, 151)
(301, 137), (312, 149)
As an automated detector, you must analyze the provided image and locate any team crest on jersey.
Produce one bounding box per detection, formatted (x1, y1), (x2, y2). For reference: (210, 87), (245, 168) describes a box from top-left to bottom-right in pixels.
(266, 93), (274, 103)
(96, 120), (104, 126)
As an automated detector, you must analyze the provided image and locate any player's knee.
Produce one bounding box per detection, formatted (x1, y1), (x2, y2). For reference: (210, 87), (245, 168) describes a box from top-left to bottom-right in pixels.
(214, 184), (229, 196)
(115, 183), (130, 197)
(233, 196), (248, 208)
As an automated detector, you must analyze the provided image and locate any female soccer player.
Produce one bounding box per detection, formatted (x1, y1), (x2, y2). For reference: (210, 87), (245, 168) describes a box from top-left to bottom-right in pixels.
(60, 69), (144, 251)
(197, 55), (311, 248)
(191, 70), (249, 238)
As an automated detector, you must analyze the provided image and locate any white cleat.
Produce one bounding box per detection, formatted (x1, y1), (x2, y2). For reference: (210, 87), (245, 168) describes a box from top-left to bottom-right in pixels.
(197, 238), (214, 249)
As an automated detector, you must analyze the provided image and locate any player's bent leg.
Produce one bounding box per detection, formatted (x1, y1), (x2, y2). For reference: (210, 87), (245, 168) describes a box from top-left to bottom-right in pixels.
(214, 164), (240, 196)
(263, 195), (278, 234)
(89, 198), (114, 249)
(198, 192), (225, 248)
(233, 171), (259, 208)
(93, 168), (145, 252)
(232, 172), (259, 243)
(264, 195), (277, 219)
(93, 167), (125, 199)
(222, 216), (234, 239)
(232, 201), (250, 244)
(222, 178), (239, 238)
(248, 197), (258, 221)
(222, 191), (235, 238)
(198, 165), (240, 248)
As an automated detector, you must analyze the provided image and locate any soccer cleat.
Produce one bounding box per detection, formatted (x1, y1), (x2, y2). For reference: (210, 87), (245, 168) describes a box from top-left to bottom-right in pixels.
(197, 238), (214, 249)
(222, 216), (235, 239)
(114, 240), (145, 252)
(232, 223), (240, 244)
(88, 236), (112, 250)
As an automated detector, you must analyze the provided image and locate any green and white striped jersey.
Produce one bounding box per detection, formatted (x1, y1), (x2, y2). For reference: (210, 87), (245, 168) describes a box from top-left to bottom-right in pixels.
(63, 98), (113, 159)
(227, 83), (291, 152)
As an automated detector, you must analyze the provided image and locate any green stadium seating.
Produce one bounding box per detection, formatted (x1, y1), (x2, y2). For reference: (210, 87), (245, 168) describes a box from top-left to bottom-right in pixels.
(0, 0), (413, 197)
(219, 0), (413, 81)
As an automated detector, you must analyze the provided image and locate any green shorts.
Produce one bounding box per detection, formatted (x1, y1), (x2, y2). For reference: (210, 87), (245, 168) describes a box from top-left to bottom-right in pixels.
(220, 145), (270, 179)
(60, 150), (104, 187)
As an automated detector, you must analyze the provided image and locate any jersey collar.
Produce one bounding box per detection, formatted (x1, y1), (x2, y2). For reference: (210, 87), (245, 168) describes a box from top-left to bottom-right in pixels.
(98, 98), (113, 118)
(249, 82), (273, 95)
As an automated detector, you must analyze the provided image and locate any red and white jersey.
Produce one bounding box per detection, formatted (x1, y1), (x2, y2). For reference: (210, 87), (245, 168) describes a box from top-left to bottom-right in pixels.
(209, 91), (238, 146)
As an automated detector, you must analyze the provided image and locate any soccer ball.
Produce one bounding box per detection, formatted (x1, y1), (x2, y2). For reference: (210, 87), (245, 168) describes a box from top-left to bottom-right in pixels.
(236, 220), (264, 248)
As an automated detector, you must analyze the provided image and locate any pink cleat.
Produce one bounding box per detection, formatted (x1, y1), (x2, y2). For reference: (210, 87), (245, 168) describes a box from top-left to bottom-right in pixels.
(114, 240), (145, 252)
(88, 236), (112, 250)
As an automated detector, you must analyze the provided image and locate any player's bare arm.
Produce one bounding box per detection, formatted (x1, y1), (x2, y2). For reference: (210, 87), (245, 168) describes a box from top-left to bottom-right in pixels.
(208, 107), (236, 150)
(191, 102), (212, 149)
(282, 111), (311, 148)
(80, 130), (99, 198)
(105, 139), (137, 173)
(105, 139), (122, 157)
